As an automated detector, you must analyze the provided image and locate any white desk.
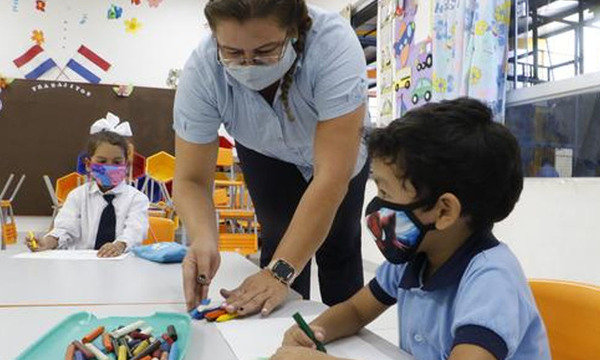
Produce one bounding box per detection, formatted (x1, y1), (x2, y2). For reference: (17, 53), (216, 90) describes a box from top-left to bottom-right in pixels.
(0, 247), (265, 307)
(0, 301), (412, 360)
(0, 245), (412, 360)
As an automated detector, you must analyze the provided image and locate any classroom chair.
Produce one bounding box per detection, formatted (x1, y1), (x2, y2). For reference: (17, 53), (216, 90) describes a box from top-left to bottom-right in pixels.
(143, 217), (176, 245)
(55, 172), (85, 203)
(43, 175), (62, 227)
(529, 279), (600, 360)
(1, 174), (25, 247)
(216, 147), (235, 180)
(212, 177), (258, 255)
(217, 209), (258, 256)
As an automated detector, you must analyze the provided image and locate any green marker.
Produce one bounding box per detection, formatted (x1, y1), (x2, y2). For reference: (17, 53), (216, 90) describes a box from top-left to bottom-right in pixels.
(292, 312), (326, 353)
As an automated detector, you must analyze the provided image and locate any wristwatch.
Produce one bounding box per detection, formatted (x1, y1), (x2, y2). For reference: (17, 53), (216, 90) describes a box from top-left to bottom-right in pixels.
(267, 258), (297, 285)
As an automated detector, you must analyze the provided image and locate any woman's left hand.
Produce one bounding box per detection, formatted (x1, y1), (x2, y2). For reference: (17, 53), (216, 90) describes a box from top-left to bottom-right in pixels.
(270, 346), (338, 360)
(97, 241), (126, 258)
(221, 269), (288, 317)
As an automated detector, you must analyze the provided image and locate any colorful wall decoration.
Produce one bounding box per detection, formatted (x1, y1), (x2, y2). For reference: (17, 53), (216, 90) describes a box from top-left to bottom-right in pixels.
(432, 0), (511, 121)
(377, 0), (511, 125)
(0, 0), (207, 88)
(377, 0), (434, 125)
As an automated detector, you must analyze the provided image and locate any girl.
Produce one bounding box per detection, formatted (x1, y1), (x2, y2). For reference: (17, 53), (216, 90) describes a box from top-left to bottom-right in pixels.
(26, 119), (149, 258)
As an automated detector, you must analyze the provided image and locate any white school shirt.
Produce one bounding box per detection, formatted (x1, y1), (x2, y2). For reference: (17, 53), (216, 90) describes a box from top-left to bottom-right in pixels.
(46, 181), (149, 250)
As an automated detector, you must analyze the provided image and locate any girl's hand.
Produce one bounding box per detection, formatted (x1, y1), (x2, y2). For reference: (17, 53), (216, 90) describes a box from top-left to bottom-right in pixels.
(270, 346), (339, 360)
(97, 241), (127, 257)
(26, 235), (58, 252)
(282, 324), (326, 348)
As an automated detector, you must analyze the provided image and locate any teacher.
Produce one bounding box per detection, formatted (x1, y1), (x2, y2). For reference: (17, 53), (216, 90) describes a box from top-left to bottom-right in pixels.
(173, 0), (369, 316)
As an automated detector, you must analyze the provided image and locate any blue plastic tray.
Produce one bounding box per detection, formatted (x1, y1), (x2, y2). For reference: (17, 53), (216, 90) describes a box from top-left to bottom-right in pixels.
(16, 312), (190, 360)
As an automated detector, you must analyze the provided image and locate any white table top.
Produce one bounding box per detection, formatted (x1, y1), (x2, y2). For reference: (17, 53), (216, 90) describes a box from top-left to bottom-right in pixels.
(0, 245), (412, 360)
(0, 301), (412, 360)
(0, 246), (266, 307)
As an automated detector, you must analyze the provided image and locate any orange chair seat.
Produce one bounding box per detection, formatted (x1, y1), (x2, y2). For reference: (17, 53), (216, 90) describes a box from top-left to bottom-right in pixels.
(530, 279), (600, 360)
(143, 217), (175, 245)
(219, 233), (258, 255)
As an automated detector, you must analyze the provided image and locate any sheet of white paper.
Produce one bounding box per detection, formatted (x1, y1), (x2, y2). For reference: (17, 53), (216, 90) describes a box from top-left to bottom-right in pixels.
(216, 316), (396, 360)
(12, 250), (130, 260)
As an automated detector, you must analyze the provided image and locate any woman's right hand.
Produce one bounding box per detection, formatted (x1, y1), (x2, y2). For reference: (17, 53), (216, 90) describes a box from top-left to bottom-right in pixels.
(26, 235), (58, 252)
(182, 240), (221, 311)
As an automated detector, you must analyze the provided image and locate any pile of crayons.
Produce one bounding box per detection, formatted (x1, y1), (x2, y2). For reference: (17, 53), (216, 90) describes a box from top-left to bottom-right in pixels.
(64, 321), (180, 360)
(189, 299), (238, 322)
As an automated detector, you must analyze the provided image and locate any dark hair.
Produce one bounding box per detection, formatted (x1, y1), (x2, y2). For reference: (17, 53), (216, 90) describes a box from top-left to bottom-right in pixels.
(367, 97), (523, 231)
(86, 131), (130, 160)
(205, 0), (312, 121)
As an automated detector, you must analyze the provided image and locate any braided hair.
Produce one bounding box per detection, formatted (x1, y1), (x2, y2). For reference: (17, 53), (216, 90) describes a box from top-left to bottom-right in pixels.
(205, 0), (313, 121)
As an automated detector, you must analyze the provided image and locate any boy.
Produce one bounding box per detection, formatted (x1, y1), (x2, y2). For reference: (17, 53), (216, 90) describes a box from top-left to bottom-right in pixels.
(271, 98), (550, 360)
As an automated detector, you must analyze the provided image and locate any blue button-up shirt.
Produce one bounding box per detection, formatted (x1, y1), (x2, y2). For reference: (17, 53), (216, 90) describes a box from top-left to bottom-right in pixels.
(369, 231), (551, 360)
(173, 6), (369, 180)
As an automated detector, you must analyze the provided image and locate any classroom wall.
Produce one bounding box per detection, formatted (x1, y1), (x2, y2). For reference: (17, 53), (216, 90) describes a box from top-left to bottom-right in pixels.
(0, 79), (175, 215)
(361, 178), (600, 286)
(0, 0), (356, 89)
(0, 0), (207, 89)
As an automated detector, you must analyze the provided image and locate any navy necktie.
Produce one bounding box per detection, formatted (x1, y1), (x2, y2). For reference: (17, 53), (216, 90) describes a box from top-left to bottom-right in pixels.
(94, 194), (116, 250)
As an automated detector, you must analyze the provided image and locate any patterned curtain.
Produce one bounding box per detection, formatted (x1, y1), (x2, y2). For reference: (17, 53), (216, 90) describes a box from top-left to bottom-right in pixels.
(431, 0), (512, 122)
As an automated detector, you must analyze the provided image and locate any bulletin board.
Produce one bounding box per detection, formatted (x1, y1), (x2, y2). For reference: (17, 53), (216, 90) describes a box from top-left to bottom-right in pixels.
(0, 79), (175, 215)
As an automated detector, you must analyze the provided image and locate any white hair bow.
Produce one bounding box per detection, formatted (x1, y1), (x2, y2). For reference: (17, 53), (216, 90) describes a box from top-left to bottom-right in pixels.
(90, 112), (133, 137)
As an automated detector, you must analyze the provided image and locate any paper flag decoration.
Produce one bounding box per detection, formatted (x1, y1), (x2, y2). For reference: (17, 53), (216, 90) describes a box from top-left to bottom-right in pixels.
(148, 0), (163, 8)
(31, 30), (45, 45)
(13, 45), (58, 80)
(62, 45), (112, 84)
(113, 84), (134, 97)
(125, 18), (142, 34)
(107, 4), (123, 19)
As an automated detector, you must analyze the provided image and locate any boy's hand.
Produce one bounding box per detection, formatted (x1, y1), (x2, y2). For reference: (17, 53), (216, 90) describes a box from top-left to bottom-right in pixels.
(26, 235), (58, 252)
(270, 346), (338, 360)
(282, 324), (326, 349)
(97, 241), (127, 257)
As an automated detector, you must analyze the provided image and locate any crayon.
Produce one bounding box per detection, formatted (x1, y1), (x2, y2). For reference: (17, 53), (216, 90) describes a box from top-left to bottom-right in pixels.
(84, 343), (109, 360)
(292, 312), (326, 353)
(82, 326), (104, 343)
(216, 313), (239, 322)
(102, 333), (113, 353)
(28, 231), (38, 250)
(64, 343), (75, 360)
(72, 340), (95, 359)
(204, 309), (228, 322)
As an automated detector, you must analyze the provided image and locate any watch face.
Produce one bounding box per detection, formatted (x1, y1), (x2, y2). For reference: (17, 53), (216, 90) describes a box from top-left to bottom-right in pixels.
(272, 260), (294, 281)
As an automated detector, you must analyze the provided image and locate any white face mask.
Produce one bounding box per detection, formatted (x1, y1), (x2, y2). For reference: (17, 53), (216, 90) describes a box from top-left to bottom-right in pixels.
(223, 41), (297, 91)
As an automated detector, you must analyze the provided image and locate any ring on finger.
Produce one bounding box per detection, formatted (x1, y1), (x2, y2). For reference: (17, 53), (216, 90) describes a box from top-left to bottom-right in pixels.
(197, 274), (210, 285)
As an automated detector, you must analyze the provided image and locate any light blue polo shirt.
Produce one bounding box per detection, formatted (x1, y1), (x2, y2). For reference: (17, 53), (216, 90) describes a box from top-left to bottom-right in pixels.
(173, 6), (369, 181)
(369, 231), (550, 360)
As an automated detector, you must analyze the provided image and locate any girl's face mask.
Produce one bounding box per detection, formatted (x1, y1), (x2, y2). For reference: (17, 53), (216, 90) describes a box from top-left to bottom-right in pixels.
(90, 163), (127, 188)
(365, 196), (436, 264)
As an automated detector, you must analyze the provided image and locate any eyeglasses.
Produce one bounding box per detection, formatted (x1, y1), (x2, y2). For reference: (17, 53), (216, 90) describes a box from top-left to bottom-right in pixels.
(217, 39), (289, 67)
